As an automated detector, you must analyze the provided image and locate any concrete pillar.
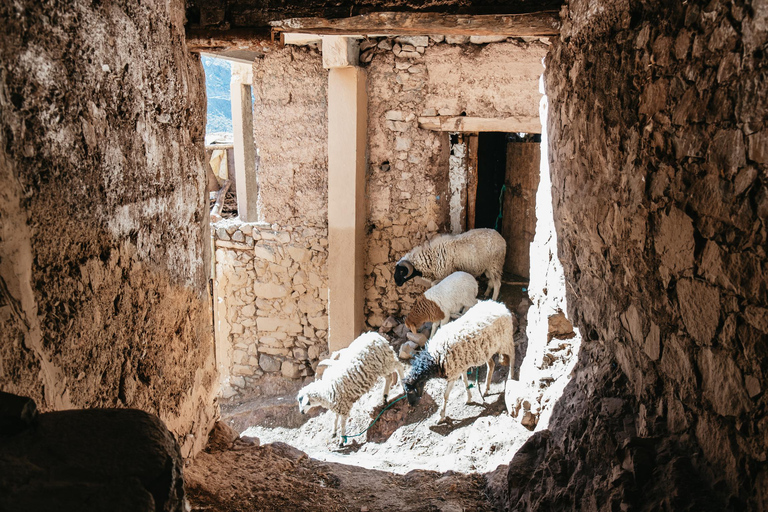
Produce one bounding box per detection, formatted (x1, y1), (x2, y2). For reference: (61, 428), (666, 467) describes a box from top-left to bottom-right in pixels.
(327, 62), (367, 352)
(230, 63), (258, 222)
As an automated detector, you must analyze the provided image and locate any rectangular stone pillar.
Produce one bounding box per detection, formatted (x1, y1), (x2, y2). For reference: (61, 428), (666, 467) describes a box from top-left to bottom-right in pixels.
(230, 62), (259, 222)
(327, 66), (367, 352)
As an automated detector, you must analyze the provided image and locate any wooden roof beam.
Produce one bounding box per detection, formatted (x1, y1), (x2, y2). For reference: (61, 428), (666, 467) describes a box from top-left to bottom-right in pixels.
(271, 11), (560, 37)
(418, 116), (542, 135)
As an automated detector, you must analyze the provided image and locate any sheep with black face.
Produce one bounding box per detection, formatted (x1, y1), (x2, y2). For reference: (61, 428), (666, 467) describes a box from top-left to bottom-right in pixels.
(394, 228), (506, 301)
(403, 300), (516, 423)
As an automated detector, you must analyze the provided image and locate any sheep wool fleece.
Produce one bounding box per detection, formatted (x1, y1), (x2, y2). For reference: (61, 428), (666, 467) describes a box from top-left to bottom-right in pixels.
(423, 271), (479, 317)
(399, 228), (506, 283)
(429, 300), (516, 381)
(299, 332), (400, 416)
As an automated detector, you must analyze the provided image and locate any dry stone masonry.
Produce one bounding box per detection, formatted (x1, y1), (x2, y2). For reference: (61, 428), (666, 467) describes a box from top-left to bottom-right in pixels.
(214, 37), (548, 399)
(214, 220), (329, 402)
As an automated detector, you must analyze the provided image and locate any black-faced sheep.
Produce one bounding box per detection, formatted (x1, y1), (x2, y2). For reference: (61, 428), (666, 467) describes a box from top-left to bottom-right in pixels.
(404, 271), (478, 339)
(403, 300), (515, 422)
(297, 332), (404, 444)
(394, 228), (506, 301)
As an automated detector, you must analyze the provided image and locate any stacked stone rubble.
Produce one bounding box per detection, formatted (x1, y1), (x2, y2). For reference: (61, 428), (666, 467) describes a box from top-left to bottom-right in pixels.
(214, 220), (329, 401)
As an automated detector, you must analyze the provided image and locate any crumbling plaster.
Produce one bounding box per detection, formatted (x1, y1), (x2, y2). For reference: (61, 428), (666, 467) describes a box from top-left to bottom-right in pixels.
(0, 0), (217, 458)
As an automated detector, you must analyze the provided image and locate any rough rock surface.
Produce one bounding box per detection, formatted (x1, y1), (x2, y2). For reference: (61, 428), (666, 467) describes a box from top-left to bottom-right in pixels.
(0, 0), (217, 457)
(0, 408), (186, 511)
(503, 0), (768, 510)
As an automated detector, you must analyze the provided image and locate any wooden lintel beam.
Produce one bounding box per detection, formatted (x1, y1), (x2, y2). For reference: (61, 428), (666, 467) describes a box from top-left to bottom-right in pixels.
(419, 116), (541, 134)
(271, 11), (560, 37)
(185, 27), (277, 53)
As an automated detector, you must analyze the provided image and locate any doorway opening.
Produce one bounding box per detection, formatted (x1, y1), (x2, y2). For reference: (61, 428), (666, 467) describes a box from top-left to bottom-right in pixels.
(468, 132), (541, 281)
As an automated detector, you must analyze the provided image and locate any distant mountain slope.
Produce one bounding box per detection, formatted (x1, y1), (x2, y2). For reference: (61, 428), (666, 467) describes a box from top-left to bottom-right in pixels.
(202, 56), (232, 136)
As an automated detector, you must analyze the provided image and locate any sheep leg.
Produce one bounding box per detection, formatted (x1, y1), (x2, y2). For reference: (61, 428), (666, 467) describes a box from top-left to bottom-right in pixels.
(434, 314), (450, 336)
(484, 358), (496, 397)
(394, 367), (405, 392)
(484, 270), (501, 301)
(440, 380), (456, 422)
(461, 372), (473, 404)
(332, 413), (339, 438)
(339, 414), (347, 446)
(382, 373), (393, 404)
(429, 322), (438, 339)
(491, 274), (501, 301)
(504, 351), (515, 392)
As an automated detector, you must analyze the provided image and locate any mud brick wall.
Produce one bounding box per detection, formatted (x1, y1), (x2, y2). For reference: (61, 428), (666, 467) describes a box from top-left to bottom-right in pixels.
(251, 46), (328, 228)
(503, 1), (768, 509)
(0, 0), (217, 458)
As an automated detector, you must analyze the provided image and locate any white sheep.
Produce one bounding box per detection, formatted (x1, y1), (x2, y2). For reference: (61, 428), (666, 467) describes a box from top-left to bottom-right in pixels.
(404, 271), (478, 339)
(297, 332), (404, 444)
(403, 300), (516, 423)
(394, 228), (506, 301)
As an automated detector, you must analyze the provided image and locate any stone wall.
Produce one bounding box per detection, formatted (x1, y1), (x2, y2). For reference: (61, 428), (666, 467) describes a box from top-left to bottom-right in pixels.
(213, 220), (329, 402)
(365, 37), (548, 325)
(0, 0), (217, 458)
(503, 0), (768, 509)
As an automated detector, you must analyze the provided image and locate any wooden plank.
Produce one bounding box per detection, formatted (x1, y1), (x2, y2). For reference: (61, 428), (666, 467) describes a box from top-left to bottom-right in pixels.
(419, 116), (541, 134)
(502, 142), (540, 278)
(185, 27), (276, 53)
(282, 33), (323, 46)
(466, 134), (479, 231)
(210, 179), (232, 222)
(271, 11), (560, 37)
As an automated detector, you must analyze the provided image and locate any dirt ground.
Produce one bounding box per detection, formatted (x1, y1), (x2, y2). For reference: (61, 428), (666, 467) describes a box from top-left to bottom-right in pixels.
(186, 439), (494, 512)
(187, 282), (532, 511)
(186, 375), (525, 512)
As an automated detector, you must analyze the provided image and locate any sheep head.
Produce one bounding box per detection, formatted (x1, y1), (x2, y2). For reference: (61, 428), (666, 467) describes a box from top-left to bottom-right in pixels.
(394, 260), (422, 286)
(403, 350), (439, 406)
(405, 297), (442, 334)
(297, 383), (321, 414)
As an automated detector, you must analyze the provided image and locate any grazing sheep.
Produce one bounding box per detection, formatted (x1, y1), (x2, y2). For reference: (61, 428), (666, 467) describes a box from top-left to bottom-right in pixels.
(405, 271), (478, 339)
(394, 228), (506, 301)
(297, 332), (404, 444)
(403, 300), (515, 422)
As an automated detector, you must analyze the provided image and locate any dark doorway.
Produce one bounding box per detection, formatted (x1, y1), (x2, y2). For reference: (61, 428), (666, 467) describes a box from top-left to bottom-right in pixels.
(474, 132), (508, 230)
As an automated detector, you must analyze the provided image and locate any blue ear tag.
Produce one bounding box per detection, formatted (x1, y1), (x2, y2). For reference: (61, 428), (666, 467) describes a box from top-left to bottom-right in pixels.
(522, 287), (527, 292)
